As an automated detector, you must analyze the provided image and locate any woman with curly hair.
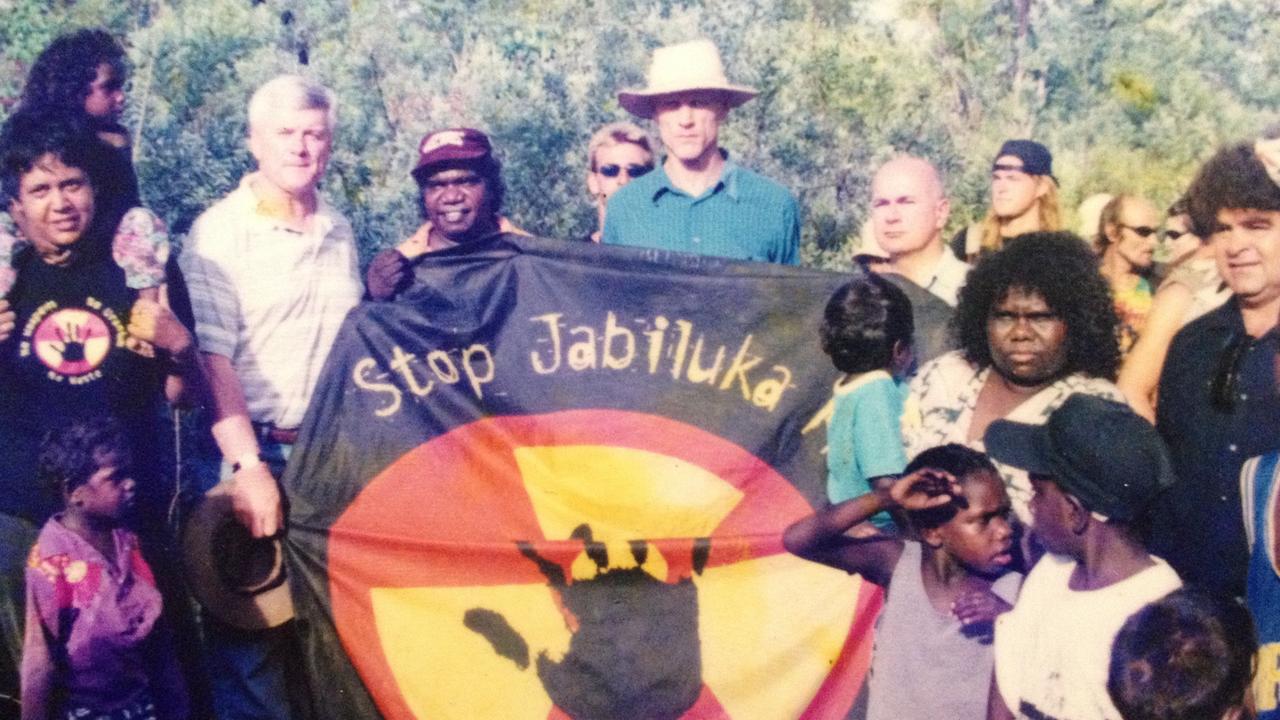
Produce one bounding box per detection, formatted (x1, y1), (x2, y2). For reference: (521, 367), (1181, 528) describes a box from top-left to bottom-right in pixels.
(1, 31), (169, 316)
(902, 232), (1124, 522)
(19, 28), (139, 229)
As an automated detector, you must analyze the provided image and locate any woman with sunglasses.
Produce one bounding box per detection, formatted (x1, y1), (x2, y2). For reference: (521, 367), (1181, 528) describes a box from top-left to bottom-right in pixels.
(1117, 199), (1227, 421)
(585, 122), (654, 243)
(1096, 194), (1161, 355)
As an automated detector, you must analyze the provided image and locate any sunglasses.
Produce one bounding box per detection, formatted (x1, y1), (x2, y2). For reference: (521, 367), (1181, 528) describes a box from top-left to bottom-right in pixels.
(596, 163), (653, 179)
(1210, 332), (1249, 412)
(1120, 224), (1158, 238)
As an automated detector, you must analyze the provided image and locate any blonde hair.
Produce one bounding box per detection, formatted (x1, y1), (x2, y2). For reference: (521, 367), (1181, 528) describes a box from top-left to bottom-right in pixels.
(975, 179), (1062, 257)
(587, 121), (653, 170)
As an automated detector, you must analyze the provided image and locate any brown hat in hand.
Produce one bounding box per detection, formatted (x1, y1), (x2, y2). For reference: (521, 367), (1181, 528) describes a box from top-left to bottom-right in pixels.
(183, 482), (295, 630)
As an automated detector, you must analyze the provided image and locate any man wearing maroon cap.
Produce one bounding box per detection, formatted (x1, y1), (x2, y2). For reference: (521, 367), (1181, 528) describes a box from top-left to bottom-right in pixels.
(366, 127), (519, 300)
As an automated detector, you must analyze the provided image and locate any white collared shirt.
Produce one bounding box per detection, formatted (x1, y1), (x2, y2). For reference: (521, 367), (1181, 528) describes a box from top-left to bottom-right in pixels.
(921, 249), (970, 306)
(180, 174), (362, 428)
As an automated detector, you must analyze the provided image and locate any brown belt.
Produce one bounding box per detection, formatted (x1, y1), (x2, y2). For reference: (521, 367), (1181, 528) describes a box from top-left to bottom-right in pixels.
(255, 424), (299, 445)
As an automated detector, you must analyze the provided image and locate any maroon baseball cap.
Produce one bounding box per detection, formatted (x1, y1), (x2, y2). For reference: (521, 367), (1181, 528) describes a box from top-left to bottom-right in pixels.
(411, 128), (495, 182)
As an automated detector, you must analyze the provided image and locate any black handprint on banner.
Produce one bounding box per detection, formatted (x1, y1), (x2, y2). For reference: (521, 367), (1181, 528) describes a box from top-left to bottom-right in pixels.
(465, 523), (711, 720)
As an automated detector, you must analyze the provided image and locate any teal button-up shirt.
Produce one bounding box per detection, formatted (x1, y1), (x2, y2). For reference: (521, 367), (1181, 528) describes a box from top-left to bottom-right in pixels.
(601, 158), (800, 264)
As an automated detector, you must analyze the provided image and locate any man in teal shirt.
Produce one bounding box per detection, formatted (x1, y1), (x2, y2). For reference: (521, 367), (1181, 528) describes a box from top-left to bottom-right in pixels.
(604, 39), (800, 265)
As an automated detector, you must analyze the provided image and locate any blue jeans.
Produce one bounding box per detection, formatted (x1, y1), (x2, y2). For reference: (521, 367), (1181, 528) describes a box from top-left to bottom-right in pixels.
(204, 441), (307, 720)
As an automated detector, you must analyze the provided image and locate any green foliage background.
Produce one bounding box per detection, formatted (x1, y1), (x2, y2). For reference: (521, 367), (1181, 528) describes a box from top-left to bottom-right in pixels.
(1, 0), (1276, 270)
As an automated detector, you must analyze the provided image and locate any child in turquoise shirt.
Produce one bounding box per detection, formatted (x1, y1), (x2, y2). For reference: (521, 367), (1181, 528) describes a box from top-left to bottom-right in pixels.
(819, 273), (914, 529)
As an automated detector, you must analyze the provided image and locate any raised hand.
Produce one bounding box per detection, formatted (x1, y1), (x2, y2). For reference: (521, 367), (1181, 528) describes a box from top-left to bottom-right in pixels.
(951, 588), (1013, 642)
(889, 469), (963, 512)
(465, 524), (709, 718)
(128, 296), (193, 359)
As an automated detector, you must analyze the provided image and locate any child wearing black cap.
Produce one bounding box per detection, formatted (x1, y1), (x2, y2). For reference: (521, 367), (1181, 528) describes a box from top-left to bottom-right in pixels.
(983, 393), (1181, 720)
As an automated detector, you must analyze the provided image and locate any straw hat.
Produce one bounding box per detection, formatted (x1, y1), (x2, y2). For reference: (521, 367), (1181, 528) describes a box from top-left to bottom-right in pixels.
(182, 482), (295, 630)
(618, 39), (758, 119)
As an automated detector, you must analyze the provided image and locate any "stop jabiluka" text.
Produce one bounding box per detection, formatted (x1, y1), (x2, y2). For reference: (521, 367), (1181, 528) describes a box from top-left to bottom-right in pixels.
(351, 311), (793, 417)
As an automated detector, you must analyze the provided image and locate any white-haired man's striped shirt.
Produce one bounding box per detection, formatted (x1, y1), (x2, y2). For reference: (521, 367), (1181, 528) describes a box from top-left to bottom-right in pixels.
(181, 174), (362, 429)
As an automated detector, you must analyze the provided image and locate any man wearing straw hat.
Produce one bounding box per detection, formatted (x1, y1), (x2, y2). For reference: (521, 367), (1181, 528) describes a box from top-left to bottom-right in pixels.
(603, 38), (800, 264)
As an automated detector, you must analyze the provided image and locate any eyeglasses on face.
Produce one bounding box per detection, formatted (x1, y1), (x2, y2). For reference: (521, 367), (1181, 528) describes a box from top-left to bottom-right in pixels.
(596, 163), (653, 179)
(1120, 224), (1158, 238)
(988, 310), (1061, 333)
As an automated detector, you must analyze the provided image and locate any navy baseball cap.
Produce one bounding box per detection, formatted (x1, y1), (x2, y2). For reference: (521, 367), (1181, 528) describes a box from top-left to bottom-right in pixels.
(993, 139), (1056, 184)
(984, 394), (1175, 523)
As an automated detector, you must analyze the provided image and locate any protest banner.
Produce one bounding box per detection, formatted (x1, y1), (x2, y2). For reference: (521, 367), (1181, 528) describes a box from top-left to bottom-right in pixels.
(283, 235), (881, 718)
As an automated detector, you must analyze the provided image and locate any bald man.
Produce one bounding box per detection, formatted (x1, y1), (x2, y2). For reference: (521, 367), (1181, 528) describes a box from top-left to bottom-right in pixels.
(870, 156), (969, 306)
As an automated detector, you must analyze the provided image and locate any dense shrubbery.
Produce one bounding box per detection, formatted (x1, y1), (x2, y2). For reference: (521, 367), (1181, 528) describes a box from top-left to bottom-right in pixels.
(2, 0), (1275, 270)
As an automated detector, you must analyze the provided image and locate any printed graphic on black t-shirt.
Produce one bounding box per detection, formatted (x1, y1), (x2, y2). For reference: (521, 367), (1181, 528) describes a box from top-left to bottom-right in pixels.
(3, 255), (153, 409)
(21, 297), (126, 385)
(0, 253), (167, 521)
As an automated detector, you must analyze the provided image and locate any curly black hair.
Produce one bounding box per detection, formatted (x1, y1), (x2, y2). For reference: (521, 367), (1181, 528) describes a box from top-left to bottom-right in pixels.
(903, 444), (1000, 530)
(20, 29), (126, 115)
(36, 415), (131, 501)
(819, 272), (914, 375)
(1185, 142), (1280, 238)
(0, 107), (107, 203)
(952, 231), (1121, 380)
(1108, 589), (1255, 720)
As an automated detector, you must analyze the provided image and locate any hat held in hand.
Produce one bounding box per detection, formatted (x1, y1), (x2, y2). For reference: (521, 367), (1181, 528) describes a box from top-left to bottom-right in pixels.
(183, 481), (294, 630)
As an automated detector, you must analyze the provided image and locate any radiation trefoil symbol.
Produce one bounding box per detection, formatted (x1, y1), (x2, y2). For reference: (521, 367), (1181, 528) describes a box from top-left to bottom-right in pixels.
(31, 307), (112, 377)
(327, 410), (875, 720)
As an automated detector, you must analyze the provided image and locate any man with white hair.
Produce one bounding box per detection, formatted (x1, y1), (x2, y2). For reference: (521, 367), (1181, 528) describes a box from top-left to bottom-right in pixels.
(603, 38), (799, 264)
(181, 74), (362, 720)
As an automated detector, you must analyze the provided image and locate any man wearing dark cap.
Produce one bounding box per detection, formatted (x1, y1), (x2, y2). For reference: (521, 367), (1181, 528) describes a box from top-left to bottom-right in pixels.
(366, 127), (520, 300)
(950, 139), (1063, 262)
(983, 394), (1181, 720)
(602, 39), (799, 264)
(1153, 141), (1280, 598)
